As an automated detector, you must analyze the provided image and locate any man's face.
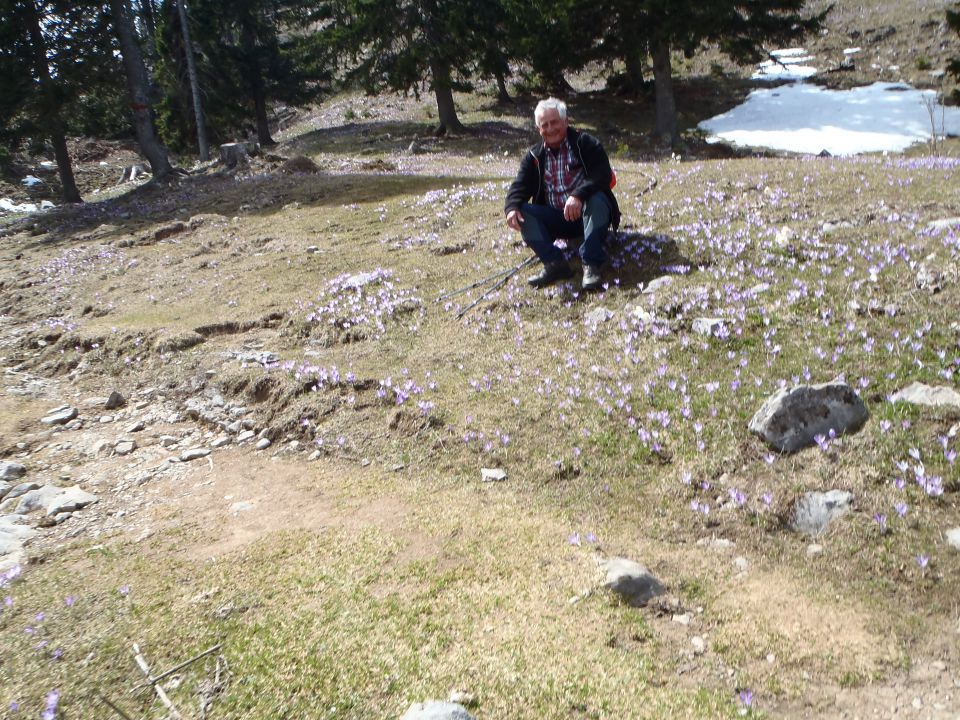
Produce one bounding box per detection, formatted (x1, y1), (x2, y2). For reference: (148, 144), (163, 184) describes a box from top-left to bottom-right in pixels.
(536, 108), (568, 149)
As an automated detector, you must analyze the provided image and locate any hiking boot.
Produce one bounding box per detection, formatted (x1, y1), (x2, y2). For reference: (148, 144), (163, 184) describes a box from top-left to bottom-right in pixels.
(581, 264), (603, 291)
(527, 260), (574, 288)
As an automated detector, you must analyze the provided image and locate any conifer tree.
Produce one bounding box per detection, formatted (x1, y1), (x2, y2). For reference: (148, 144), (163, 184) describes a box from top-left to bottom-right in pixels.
(0, 0), (119, 202)
(948, 3), (960, 102)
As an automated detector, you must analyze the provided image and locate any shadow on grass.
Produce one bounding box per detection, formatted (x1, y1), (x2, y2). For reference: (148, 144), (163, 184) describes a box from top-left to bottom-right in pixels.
(15, 169), (497, 252)
(286, 119), (535, 157)
(560, 230), (693, 291)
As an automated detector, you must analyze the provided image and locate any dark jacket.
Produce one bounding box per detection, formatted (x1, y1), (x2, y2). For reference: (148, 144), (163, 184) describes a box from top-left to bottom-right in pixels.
(504, 126), (621, 230)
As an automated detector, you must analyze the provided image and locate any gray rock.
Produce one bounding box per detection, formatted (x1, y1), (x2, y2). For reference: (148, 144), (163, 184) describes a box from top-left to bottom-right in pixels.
(0, 482), (10, 501)
(40, 406), (78, 425)
(104, 390), (126, 410)
(234, 351), (280, 366)
(915, 264), (944, 293)
(789, 490), (853, 536)
(126, 420), (146, 433)
(692, 317), (726, 337)
(748, 381), (868, 453)
(890, 382), (960, 409)
(181, 448), (211, 462)
(4, 482), (41, 502)
(0, 461), (26, 482)
(15, 485), (98, 516)
(211, 436), (232, 448)
(114, 439), (137, 456)
(927, 217), (960, 232)
(625, 304), (656, 325)
(343, 271), (381, 289)
(480, 468), (507, 482)
(641, 276), (673, 295)
(159, 435), (179, 448)
(237, 430), (256, 443)
(226, 420), (243, 434)
(946, 528), (960, 551)
(400, 701), (476, 720)
(585, 307), (615, 325)
(603, 557), (665, 607)
(255, 438), (272, 450)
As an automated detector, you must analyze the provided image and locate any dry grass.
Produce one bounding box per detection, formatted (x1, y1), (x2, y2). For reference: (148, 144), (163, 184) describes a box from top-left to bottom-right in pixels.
(2, 3), (960, 717)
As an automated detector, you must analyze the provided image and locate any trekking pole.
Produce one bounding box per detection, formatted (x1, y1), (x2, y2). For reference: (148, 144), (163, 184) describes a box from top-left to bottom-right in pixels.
(436, 256), (538, 302)
(456, 257), (536, 320)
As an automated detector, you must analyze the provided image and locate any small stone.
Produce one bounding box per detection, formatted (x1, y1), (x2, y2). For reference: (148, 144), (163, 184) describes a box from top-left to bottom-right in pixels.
(104, 391), (126, 410)
(672, 613), (691, 625)
(807, 543), (824, 556)
(691, 636), (706, 655)
(946, 528), (960, 551)
(226, 420), (242, 434)
(237, 430), (256, 443)
(211, 436), (231, 448)
(41, 407), (78, 425)
(0, 461), (27, 482)
(585, 307), (614, 325)
(308, 450), (322, 461)
(692, 317), (726, 337)
(912, 697), (923, 710)
(114, 439), (137, 456)
(181, 448), (211, 462)
(642, 276), (673, 294)
(255, 438), (271, 450)
(603, 557), (664, 607)
(99, 415), (114, 424)
(400, 701), (476, 720)
(159, 435), (178, 448)
(229, 501), (254, 513)
(733, 556), (749, 571)
(480, 468), (507, 482)
(790, 490), (853, 536)
(126, 420), (146, 433)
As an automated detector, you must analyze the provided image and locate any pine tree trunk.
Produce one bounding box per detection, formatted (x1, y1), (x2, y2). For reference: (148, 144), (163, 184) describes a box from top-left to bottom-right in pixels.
(430, 60), (466, 135)
(51, 132), (81, 204)
(651, 37), (678, 145)
(23, 0), (81, 203)
(495, 68), (511, 104)
(175, 0), (209, 160)
(109, 0), (174, 179)
(624, 45), (646, 96)
(240, 19), (275, 146)
(253, 84), (274, 146)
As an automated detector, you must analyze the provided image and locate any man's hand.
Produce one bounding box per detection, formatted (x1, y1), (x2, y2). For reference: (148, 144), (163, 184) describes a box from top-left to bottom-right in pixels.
(563, 196), (583, 222)
(506, 209), (523, 231)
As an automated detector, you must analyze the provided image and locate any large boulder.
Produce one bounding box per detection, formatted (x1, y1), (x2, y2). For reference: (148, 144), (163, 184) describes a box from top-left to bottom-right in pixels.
(749, 381), (868, 453)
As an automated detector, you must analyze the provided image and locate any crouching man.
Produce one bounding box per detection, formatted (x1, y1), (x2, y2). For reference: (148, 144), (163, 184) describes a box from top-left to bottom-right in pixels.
(504, 97), (621, 291)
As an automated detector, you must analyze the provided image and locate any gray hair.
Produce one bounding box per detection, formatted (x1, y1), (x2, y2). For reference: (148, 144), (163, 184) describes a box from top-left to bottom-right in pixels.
(534, 97), (567, 124)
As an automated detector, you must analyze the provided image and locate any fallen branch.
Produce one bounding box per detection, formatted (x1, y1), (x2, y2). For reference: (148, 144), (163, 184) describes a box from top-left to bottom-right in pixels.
(132, 643), (182, 719)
